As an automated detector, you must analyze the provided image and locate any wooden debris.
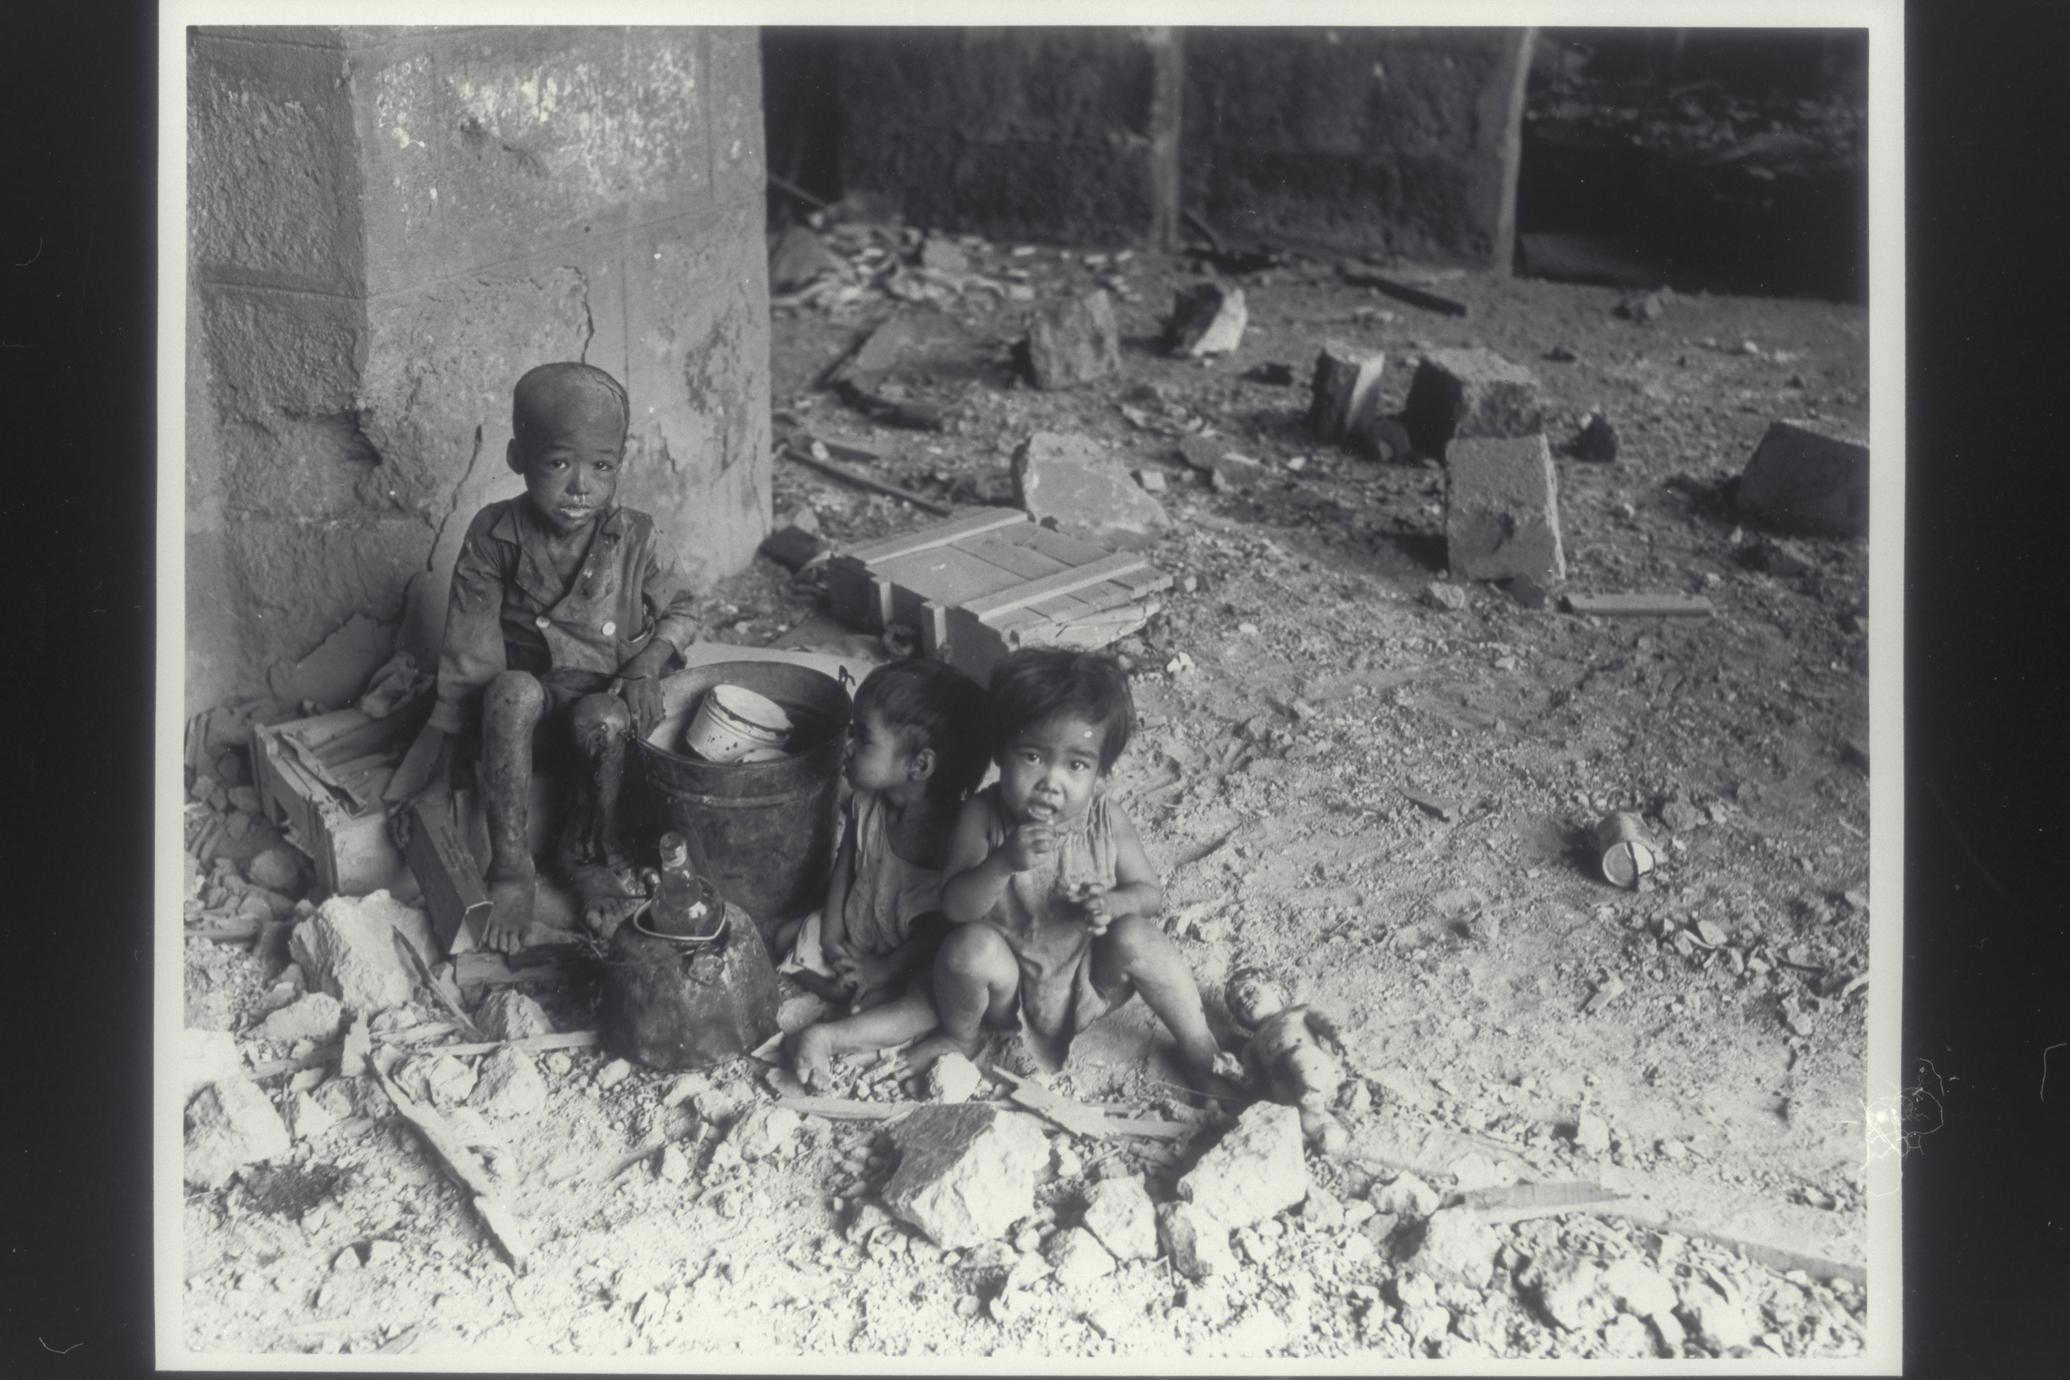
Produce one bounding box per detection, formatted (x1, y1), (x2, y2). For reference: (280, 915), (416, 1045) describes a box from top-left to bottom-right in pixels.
(367, 1059), (532, 1269)
(1401, 788), (1457, 821)
(404, 800), (490, 953)
(1454, 1179), (1630, 1225)
(434, 1030), (599, 1059)
(390, 929), (486, 1041)
(777, 1095), (921, 1124)
(780, 443), (952, 516)
(835, 381), (944, 432)
(450, 945), (584, 993)
(1339, 264), (1470, 317)
(991, 1068), (1193, 1141)
(1563, 593), (1717, 619)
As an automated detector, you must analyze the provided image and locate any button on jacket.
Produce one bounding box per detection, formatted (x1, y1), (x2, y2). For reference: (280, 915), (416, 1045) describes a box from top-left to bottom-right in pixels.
(428, 498), (698, 735)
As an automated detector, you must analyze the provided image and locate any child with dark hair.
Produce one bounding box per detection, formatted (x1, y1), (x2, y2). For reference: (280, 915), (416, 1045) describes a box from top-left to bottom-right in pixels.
(925, 648), (1231, 1090)
(389, 362), (697, 951)
(785, 658), (990, 1089)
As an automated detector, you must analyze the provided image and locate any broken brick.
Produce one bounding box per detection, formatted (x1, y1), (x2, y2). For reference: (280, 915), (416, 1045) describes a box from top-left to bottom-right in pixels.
(1025, 289), (1121, 389)
(1737, 419), (1869, 538)
(1164, 282), (1248, 358)
(1401, 347), (1547, 459)
(1445, 434), (1567, 584)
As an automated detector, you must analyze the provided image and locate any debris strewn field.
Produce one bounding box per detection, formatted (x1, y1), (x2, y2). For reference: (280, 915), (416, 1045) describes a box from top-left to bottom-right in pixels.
(181, 223), (1871, 1361)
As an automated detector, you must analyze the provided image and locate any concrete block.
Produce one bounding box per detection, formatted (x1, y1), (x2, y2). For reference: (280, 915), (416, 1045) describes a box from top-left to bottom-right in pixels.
(1013, 431), (1168, 552)
(1737, 419), (1868, 537)
(1083, 1176), (1158, 1260)
(185, 1078), (292, 1189)
(1177, 1102), (1308, 1228)
(1025, 289), (1122, 389)
(472, 1046), (548, 1119)
(289, 891), (437, 1015)
(1445, 434), (1566, 584)
(1403, 1206), (1499, 1287)
(1308, 342), (1387, 446)
(187, 35), (362, 293)
(1155, 1200), (1235, 1280)
(1402, 347), (1547, 458)
(474, 990), (554, 1042)
(1165, 282), (1247, 357)
(883, 1105), (1051, 1249)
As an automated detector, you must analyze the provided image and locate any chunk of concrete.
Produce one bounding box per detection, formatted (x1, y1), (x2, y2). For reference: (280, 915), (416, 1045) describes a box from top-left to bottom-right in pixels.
(1737, 418), (1868, 538)
(1402, 347), (1547, 458)
(472, 1046), (548, 1119)
(183, 1028), (244, 1098)
(1445, 434), (1567, 584)
(1025, 289), (1121, 389)
(474, 989), (555, 1042)
(1402, 1206), (1499, 1287)
(1572, 411), (1619, 463)
(925, 1051), (983, 1103)
(882, 1105), (1051, 1249)
(1177, 1101), (1308, 1229)
(1156, 1200), (1236, 1281)
(768, 225), (839, 293)
(1371, 1172), (1442, 1219)
(1308, 342), (1387, 446)
(730, 1104), (803, 1161)
(1601, 1255), (1677, 1318)
(253, 991), (345, 1046)
(1677, 1278), (1754, 1353)
(400, 1052), (477, 1108)
(1165, 282), (1248, 358)
(1013, 432), (1168, 552)
(1567, 1110), (1611, 1156)
(1528, 1257), (1608, 1331)
(285, 1089), (338, 1143)
(289, 891), (436, 1015)
(244, 846), (304, 895)
(1044, 1225), (1116, 1290)
(185, 1077), (292, 1189)
(1083, 1176), (1158, 1260)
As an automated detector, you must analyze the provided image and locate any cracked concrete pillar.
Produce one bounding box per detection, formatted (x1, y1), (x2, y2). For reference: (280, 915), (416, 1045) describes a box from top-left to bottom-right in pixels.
(187, 26), (770, 710)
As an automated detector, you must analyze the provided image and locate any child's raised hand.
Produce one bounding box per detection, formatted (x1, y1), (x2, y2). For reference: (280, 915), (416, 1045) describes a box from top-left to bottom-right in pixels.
(1073, 881), (1115, 935)
(1000, 820), (1057, 872)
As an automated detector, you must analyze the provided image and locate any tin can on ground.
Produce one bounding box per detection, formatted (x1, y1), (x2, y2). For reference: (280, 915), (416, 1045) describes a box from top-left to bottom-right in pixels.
(1595, 811), (1657, 888)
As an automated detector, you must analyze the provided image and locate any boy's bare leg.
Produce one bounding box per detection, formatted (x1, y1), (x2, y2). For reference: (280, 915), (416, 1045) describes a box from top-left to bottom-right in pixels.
(911, 924), (1019, 1066)
(1091, 915), (1241, 1100)
(480, 671), (545, 954)
(787, 984), (939, 1091)
(558, 692), (634, 890)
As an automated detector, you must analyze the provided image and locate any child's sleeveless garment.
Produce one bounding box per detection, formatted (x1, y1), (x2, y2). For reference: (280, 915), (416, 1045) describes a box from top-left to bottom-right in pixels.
(838, 789), (946, 957)
(975, 783), (1125, 1071)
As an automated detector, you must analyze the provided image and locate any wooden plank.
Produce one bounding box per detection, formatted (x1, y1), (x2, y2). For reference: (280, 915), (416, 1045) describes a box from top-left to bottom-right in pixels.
(994, 522), (1113, 566)
(916, 600), (952, 660)
(1563, 593), (1717, 619)
(840, 509), (1029, 565)
(874, 544), (1028, 607)
(780, 446), (952, 516)
(368, 1059), (531, 1268)
(963, 553), (1150, 621)
(406, 800), (491, 952)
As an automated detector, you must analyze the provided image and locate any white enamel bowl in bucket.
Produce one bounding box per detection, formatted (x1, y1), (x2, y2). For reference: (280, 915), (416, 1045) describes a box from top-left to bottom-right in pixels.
(683, 682), (794, 763)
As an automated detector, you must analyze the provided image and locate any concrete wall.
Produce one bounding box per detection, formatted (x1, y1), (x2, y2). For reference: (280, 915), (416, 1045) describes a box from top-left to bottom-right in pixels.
(1181, 27), (1532, 266)
(834, 28), (1181, 246)
(823, 26), (1528, 266)
(187, 26), (771, 712)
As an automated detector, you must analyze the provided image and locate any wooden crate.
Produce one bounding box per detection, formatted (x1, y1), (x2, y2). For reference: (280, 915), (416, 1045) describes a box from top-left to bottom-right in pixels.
(252, 704), (555, 899)
(825, 510), (1170, 679)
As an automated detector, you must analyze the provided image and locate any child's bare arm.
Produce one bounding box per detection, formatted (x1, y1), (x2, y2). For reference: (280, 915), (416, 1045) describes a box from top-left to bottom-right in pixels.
(820, 806), (859, 958)
(941, 797), (1014, 924)
(1078, 807), (1162, 933)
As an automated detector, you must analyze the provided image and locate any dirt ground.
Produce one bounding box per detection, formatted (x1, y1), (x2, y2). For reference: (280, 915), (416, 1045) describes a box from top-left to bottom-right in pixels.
(180, 224), (1873, 1362)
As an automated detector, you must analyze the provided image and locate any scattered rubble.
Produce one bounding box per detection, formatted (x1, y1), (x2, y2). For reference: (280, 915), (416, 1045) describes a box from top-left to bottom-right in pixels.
(252, 991), (345, 1045)
(1165, 281), (1248, 357)
(1157, 1200), (1238, 1281)
(1401, 347), (1548, 458)
(1013, 431), (1169, 551)
(883, 1105), (1050, 1248)
(288, 892), (437, 1015)
(1177, 1102), (1308, 1228)
(1083, 1176), (1159, 1260)
(471, 1046), (548, 1119)
(1025, 289), (1122, 389)
(185, 1077), (292, 1188)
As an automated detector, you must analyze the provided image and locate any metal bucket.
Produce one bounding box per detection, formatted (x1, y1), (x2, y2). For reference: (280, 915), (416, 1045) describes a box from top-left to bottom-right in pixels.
(632, 660), (851, 948)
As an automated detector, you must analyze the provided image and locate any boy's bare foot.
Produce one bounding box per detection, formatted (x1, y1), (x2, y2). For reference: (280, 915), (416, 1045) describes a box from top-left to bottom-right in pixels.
(483, 869), (536, 955)
(787, 1026), (836, 1091)
(900, 1030), (978, 1073)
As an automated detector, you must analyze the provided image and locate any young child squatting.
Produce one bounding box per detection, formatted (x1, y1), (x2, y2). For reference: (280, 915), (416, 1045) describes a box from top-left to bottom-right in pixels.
(786, 660), (990, 1089)
(393, 363), (697, 952)
(926, 648), (1232, 1091)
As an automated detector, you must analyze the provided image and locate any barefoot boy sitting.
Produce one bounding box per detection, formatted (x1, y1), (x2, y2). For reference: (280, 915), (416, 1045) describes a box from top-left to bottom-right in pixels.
(923, 648), (1231, 1092)
(787, 659), (990, 1089)
(392, 363), (697, 952)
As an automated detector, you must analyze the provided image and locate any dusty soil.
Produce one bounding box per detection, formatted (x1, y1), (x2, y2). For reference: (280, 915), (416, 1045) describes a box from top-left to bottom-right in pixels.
(180, 222), (1873, 1362)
